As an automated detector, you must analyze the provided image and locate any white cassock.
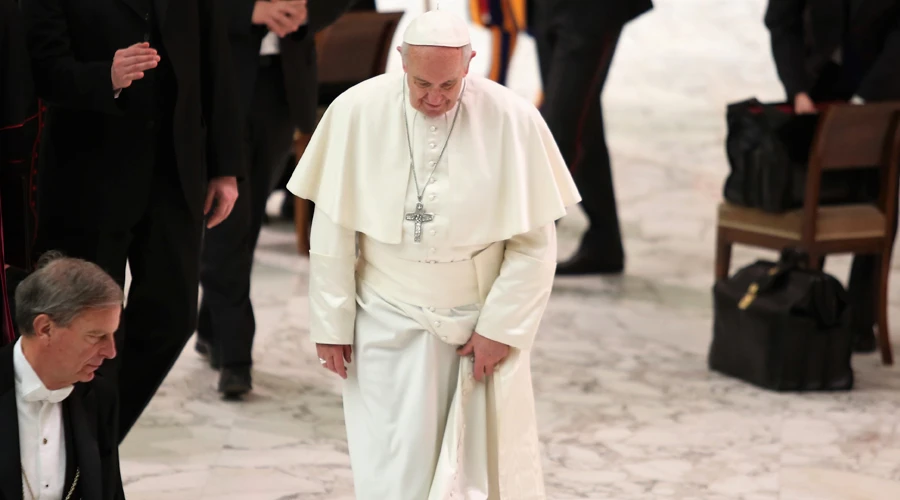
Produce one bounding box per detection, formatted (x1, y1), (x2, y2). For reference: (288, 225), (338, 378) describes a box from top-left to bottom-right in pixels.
(287, 71), (579, 499)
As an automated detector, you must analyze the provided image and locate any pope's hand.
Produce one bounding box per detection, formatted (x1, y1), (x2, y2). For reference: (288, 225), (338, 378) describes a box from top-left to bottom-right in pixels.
(317, 344), (352, 379)
(457, 333), (510, 382)
(204, 176), (238, 228)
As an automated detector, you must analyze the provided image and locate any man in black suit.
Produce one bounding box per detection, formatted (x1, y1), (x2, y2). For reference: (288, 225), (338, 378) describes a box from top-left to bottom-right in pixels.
(532, 0), (653, 275)
(0, 253), (124, 500)
(21, 0), (245, 440)
(197, 0), (356, 398)
(765, 0), (900, 351)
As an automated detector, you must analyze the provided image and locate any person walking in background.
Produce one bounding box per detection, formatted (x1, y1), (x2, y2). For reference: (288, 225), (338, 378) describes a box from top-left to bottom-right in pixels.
(533, 0), (653, 275)
(21, 0), (245, 441)
(197, 0), (357, 399)
(765, 0), (900, 352)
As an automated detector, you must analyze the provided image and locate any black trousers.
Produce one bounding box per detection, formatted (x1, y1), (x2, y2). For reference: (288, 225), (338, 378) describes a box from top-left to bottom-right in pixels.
(535, 27), (624, 264)
(808, 62), (894, 335)
(198, 58), (295, 369)
(34, 128), (203, 442)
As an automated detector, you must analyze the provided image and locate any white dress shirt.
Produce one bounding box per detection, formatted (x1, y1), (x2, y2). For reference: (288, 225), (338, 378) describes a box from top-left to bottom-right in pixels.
(14, 338), (73, 500)
(260, 31), (280, 55)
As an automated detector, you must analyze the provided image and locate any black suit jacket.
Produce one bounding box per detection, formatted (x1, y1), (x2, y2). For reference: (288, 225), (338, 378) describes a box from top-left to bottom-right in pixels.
(765, 0), (900, 101)
(533, 0), (654, 38)
(0, 342), (124, 500)
(0, 0), (39, 270)
(20, 0), (244, 231)
(222, 0), (356, 135)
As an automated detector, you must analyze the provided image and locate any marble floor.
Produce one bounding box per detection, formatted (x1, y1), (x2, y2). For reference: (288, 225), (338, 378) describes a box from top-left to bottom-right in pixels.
(120, 0), (900, 498)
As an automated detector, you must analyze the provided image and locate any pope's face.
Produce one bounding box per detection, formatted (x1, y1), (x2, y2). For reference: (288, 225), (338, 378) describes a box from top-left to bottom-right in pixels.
(401, 45), (474, 117)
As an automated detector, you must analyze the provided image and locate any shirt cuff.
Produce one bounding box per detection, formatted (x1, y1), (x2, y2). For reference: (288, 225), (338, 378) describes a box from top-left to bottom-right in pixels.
(850, 95), (865, 105)
(113, 88), (122, 99)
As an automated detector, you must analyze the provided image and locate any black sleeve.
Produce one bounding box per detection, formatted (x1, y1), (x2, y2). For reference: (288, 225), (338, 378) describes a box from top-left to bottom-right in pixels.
(764, 0), (812, 100)
(200, 0), (246, 180)
(856, 10), (900, 101)
(19, 0), (124, 114)
(287, 0), (357, 41)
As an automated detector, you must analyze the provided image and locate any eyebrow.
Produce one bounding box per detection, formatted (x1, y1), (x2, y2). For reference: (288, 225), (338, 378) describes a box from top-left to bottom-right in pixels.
(415, 78), (457, 86)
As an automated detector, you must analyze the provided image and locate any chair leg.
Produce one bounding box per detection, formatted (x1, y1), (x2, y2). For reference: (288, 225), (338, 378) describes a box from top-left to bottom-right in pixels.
(294, 197), (311, 257)
(877, 251), (893, 365)
(715, 231), (732, 281)
(292, 132), (313, 257)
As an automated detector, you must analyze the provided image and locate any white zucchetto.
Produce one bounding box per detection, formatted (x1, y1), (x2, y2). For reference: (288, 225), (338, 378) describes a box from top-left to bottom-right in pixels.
(402, 9), (471, 48)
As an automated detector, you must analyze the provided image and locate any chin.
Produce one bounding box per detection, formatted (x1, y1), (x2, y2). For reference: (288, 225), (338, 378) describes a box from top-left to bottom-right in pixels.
(420, 103), (447, 116)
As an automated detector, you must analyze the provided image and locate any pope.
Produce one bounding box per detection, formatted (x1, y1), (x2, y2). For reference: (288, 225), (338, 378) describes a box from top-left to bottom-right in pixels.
(287, 9), (579, 499)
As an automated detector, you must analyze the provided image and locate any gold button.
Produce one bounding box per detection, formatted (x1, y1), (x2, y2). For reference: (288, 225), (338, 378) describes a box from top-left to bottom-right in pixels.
(43, 438), (47, 445)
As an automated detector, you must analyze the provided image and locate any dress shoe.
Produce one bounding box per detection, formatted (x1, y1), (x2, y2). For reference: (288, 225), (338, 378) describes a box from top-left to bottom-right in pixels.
(218, 367), (252, 399)
(556, 249), (624, 276)
(194, 337), (221, 370)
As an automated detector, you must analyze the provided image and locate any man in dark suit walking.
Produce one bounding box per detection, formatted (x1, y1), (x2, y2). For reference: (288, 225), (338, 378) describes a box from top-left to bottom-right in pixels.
(765, 0), (900, 351)
(197, 0), (356, 398)
(21, 0), (245, 440)
(0, 253), (124, 500)
(533, 0), (653, 275)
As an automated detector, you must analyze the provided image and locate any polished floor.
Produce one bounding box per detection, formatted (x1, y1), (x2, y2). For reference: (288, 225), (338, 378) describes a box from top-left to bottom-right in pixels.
(119, 1), (900, 498)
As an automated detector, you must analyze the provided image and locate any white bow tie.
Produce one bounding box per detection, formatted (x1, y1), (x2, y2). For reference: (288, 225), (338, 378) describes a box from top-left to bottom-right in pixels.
(22, 385), (74, 404)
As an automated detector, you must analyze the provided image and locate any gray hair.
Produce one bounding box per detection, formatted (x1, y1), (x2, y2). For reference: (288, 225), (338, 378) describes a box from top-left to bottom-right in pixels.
(400, 42), (473, 67)
(15, 251), (124, 336)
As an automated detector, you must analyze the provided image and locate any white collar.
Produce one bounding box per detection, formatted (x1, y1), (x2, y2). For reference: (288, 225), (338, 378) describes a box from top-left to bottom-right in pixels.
(13, 338), (74, 404)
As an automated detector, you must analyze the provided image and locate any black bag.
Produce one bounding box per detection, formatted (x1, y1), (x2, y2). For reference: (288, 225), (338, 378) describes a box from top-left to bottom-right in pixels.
(723, 98), (875, 213)
(709, 249), (854, 391)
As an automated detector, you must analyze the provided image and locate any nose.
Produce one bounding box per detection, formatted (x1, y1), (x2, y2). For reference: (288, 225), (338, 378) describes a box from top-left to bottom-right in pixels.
(101, 335), (117, 359)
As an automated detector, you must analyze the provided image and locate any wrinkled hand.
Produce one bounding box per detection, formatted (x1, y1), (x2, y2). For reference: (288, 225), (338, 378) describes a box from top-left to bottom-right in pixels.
(204, 176), (238, 228)
(252, 0), (308, 38)
(317, 343), (352, 379)
(111, 42), (159, 91)
(794, 92), (816, 114)
(457, 332), (510, 382)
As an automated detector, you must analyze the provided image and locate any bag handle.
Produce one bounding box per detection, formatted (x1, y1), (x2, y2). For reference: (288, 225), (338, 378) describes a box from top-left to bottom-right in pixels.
(737, 250), (804, 309)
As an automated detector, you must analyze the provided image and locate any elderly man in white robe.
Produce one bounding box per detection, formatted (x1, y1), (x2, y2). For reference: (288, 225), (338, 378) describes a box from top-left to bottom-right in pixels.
(287, 9), (579, 499)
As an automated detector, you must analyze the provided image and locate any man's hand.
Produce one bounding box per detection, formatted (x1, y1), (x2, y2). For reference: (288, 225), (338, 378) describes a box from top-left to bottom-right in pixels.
(317, 343), (352, 379)
(794, 92), (816, 114)
(204, 176), (238, 228)
(252, 0), (308, 38)
(457, 332), (510, 382)
(111, 42), (159, 91)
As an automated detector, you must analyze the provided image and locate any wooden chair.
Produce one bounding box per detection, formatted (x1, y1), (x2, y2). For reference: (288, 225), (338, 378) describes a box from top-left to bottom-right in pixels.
(715, 102), (900, 365)
(293, 11), (404, 254)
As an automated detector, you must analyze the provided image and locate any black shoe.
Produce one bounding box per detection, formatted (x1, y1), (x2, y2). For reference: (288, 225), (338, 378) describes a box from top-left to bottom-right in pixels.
(218, 367), (252, 400)
(194, 337), (221, 370)
(556, 248), (624, 276)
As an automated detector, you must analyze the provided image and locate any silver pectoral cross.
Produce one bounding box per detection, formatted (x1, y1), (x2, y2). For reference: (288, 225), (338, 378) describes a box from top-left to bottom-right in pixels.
(405, 202), (434, 243)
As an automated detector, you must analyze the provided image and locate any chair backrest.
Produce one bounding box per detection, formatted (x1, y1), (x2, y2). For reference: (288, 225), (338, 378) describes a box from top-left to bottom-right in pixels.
(315, 11), (404, 92)
(801, 102), (900, 244)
